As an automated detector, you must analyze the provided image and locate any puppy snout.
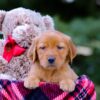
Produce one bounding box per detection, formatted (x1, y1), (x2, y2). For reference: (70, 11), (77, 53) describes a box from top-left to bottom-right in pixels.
(48, 57), (55, 64)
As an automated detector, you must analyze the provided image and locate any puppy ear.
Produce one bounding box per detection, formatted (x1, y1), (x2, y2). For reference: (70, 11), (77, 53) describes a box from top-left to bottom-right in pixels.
(27, 37), (38, 62)
(65, 35), (77, 63)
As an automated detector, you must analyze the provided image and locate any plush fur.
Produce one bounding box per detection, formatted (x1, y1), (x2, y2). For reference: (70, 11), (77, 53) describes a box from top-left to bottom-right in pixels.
(24, 30), (78, 92)
(0, 7), (54, 80)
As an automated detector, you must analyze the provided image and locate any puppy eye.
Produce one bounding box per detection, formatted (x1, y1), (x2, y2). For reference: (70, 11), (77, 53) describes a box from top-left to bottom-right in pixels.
(39, 46), (46, 50)
(57, 46), (64, 50)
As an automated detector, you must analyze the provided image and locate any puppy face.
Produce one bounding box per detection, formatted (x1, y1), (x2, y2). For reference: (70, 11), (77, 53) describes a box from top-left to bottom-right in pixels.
(28, 31), (76, 69)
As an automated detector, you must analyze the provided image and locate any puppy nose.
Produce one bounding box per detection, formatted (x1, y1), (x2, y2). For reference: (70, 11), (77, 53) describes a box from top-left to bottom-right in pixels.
(48, 57), (55, 64)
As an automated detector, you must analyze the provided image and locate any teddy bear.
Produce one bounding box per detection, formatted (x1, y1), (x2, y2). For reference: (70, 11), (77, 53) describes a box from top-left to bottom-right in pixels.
(0, 7), (54, 80)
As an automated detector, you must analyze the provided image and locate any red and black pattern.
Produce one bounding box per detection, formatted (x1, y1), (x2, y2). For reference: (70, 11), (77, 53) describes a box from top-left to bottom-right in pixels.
(0, 75), (96, 100)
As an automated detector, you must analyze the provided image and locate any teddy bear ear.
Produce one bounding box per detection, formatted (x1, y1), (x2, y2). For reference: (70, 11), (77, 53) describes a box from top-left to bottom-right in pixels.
(0, 10), (6, 31)
(42, 15), (54, 30)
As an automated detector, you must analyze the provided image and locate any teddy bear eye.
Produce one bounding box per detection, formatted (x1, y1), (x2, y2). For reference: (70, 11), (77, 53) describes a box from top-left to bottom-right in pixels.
(57, 46), (64, 50)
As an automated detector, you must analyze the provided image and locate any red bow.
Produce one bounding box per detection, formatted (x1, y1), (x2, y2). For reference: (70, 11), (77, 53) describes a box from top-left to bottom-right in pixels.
(3, 35), (26, 62)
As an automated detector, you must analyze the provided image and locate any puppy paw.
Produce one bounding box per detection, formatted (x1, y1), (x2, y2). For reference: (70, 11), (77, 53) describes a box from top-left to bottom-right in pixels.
(24, 77), (40, 89)
(59, 80), (75, 92)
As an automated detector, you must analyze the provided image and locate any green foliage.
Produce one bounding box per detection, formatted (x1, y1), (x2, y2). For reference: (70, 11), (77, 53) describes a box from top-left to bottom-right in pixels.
(96, 86), (100, 100)
(54, 16), (100, 45)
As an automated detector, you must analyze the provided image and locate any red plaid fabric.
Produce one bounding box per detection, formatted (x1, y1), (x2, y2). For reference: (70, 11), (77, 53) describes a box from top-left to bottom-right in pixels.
(0, 75), (96, 100)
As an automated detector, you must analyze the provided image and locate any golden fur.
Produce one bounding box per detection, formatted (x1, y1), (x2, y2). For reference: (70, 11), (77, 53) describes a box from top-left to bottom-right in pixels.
(24, 30), (78, 92)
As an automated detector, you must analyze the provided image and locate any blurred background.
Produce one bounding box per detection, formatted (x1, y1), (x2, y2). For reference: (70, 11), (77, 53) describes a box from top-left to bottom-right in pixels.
(0, 0), (100, 99)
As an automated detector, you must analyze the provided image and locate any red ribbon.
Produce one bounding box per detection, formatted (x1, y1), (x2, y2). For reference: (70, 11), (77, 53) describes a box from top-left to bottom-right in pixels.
(3, 35), (26, 62)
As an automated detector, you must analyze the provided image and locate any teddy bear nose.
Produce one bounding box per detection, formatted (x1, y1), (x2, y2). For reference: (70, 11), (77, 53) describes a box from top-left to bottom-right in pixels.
(48, 57), (55, 64)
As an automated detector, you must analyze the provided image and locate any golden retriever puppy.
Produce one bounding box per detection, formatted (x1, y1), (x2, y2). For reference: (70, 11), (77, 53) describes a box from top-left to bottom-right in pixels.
(24, 30), (78, 92)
